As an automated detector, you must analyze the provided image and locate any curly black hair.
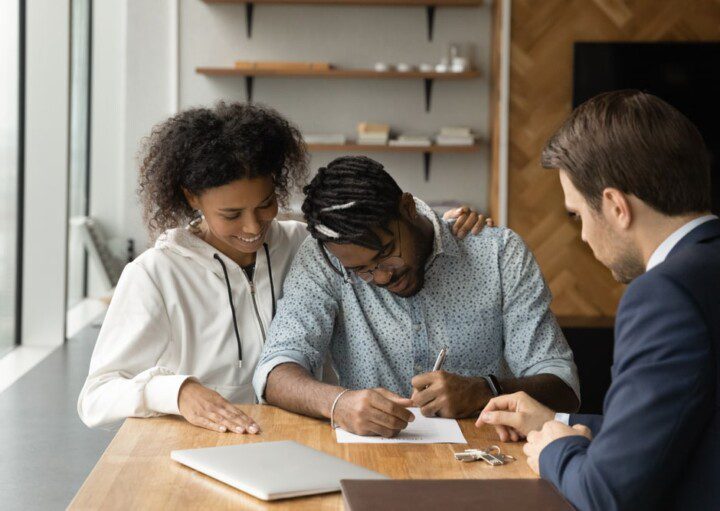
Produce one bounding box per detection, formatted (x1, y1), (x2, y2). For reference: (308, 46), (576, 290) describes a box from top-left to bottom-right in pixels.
(138, 101), (308, 238)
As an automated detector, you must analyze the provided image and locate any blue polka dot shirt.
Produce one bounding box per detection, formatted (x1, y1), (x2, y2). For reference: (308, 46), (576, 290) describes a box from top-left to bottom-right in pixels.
(253, 200), (580, 401)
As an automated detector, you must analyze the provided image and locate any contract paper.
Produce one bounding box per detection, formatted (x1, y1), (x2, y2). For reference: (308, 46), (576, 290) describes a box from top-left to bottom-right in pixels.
(335, 407), (467, 444)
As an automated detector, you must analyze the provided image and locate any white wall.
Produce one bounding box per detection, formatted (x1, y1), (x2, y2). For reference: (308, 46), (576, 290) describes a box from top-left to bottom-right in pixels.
(91, 0), (491, 260)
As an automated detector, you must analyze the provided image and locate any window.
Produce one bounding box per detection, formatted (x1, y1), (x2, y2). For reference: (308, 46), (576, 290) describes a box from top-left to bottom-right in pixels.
(66, 0), (92, 312)
(0, 0), (23, 356)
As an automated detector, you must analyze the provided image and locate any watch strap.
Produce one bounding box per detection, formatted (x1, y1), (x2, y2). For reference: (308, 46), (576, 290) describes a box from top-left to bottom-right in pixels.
(482, 374), (503, 396)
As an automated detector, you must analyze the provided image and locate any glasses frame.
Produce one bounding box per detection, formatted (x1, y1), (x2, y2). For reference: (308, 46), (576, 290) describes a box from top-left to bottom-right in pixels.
(352, 220), (404, 283)
(319, 219), (406, 285)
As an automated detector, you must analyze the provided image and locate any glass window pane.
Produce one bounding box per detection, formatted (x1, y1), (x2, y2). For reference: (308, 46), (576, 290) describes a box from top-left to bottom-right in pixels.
(67, 0), (91, 312)
(0, 0), (20, 356)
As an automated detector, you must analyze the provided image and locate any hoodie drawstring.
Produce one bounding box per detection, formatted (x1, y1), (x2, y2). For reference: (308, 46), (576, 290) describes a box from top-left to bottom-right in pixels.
(213, 243), (276, 367)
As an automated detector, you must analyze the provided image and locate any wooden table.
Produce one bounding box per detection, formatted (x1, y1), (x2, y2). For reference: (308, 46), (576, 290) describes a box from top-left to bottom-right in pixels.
(70, 405), (536, 510)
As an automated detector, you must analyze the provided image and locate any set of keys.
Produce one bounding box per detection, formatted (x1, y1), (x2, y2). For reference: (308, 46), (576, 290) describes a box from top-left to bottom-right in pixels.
(454, 445), (516, 466)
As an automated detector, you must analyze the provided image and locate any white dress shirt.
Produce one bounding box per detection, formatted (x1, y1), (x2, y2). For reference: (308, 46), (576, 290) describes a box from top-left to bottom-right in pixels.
(555, 214), (718, 426)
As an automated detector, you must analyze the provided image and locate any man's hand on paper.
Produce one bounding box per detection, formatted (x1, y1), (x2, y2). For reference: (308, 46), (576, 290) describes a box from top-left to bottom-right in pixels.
(523, 421), (593, 474)
(178, 380), (260, 434)
(476, 391), (555, 442)
(333, 388), (415, 438)
(410, 371), (491, 418)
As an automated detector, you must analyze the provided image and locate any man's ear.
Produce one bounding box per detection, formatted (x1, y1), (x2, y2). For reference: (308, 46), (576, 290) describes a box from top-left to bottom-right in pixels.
(601, 188), (632, 230)
(182, 188), (200, 211)
(398, 192), (417, 220)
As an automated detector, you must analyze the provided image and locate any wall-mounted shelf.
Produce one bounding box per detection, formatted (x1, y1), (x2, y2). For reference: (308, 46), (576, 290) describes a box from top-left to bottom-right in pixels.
(196, 67), (481, 111)
(307, 142), (481, 181)
(202, 0), (484, 40)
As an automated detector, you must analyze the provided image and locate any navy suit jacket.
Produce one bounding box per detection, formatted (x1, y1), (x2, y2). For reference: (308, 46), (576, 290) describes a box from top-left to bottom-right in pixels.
(540, 219), (720, 511)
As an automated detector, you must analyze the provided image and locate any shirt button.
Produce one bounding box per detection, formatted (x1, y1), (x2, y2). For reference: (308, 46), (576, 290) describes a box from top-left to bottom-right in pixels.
(413, 323), (422, 332)
(414, 363), (423, 372)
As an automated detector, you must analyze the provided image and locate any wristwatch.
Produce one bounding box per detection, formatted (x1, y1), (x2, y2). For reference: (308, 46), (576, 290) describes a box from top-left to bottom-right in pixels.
(482, 374), (503, 397)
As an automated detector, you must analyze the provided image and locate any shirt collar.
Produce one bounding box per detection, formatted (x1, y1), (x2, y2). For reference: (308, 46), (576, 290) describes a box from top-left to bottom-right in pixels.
(412, 197), (460, 267)
(646, 214), (718, 271)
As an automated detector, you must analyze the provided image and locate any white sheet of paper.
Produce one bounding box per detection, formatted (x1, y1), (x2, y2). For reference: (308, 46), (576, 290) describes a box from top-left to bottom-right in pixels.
(334, 407), (467, 444)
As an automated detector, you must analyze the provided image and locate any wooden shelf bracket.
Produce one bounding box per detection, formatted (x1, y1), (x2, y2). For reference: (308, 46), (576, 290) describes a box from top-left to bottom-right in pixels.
(423, 151), (432, 181)
(426, 6), (436, 41)
(246, 3), (254, 38)
(245, 75), (254, 102)
(424, 78), (433, 112)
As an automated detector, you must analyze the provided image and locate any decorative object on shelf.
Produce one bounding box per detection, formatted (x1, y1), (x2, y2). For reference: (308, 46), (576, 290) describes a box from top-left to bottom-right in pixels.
(357, 122), (390, 146)
(449, 43), (470, 72)
(396, 63), (416, 72)
(304, 133), (347, 145)
(419, 63), (434, 73)
(435, 59), (450, 73)
(202, 1), (485, 42)
(374, 62), (392, 72)
(435, 126), (475, 146)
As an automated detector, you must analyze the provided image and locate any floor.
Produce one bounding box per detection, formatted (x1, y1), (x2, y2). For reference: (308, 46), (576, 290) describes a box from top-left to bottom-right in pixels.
(0, 323), (115, 510)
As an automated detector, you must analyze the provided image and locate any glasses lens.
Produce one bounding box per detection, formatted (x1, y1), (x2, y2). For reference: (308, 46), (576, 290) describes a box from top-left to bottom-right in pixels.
(357, 271), (374, 283)
(377, 257), (404, 271)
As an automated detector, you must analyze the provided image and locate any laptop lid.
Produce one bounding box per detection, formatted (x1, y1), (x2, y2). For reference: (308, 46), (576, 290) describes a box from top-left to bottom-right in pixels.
(171, 440), (388, 501)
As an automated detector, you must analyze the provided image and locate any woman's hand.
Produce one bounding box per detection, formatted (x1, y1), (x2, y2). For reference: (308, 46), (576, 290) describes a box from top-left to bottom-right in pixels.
(443, 206), (494, 239)
(178, 380), (260, 434)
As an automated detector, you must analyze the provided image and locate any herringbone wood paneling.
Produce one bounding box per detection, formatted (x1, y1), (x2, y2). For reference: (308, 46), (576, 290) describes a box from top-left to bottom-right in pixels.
(499, 0), (720, 324)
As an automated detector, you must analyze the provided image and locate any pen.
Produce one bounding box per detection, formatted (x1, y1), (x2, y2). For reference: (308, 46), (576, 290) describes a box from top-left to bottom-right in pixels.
(432, 346), (448, 372)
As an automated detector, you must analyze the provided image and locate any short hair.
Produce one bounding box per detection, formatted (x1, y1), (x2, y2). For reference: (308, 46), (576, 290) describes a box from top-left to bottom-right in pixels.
(541, 89), (711, 214)
(301, 156), (403, 252)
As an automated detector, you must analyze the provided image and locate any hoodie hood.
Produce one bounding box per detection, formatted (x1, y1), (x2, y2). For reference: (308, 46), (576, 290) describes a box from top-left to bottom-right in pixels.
(154, 220), (280, 278)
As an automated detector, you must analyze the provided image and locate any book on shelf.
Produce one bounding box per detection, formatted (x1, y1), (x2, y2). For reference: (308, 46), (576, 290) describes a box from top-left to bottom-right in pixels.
(435, 135), (475, 146)
(357, 122), (390, 134)
(357, 137), (389, 146)
(304, 134), (347, 145)
(439, 126), (473, 137)
(389, 135), (432, 147)
(357, 122), (391, 145)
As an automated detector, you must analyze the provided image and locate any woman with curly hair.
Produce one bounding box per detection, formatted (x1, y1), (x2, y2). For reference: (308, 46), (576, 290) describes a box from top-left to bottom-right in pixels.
(78, 101), (488, 434)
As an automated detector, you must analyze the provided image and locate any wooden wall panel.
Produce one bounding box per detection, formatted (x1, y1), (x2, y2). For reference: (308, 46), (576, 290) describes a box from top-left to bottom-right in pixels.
(501, 0), (720, 325)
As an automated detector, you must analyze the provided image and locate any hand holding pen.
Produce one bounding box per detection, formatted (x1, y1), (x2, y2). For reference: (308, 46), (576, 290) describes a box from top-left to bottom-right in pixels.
(410, 346), (495, 418)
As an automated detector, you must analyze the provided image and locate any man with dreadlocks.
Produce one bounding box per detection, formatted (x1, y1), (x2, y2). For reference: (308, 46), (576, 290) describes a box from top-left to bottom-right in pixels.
(253, 156), (579, 437)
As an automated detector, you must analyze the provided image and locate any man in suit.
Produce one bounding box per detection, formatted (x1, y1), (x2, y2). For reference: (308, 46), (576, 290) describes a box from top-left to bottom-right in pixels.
(477, 90), (719, 510)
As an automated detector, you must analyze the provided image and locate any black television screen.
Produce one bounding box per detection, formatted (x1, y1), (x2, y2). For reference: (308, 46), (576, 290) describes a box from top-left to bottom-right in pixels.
(573, 42), (720, 214)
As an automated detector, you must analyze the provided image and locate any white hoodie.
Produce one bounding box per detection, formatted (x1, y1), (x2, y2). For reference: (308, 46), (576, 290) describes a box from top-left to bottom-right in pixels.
(77, 219), (308, 428)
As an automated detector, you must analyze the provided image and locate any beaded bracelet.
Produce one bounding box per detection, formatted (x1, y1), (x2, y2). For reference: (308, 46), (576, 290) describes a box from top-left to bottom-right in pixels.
(330, 389), (350, 429)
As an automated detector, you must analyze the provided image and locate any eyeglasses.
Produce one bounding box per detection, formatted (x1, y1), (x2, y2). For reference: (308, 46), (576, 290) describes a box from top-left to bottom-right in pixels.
(320, 220), (406, 285)
(348, 220), (404, 284)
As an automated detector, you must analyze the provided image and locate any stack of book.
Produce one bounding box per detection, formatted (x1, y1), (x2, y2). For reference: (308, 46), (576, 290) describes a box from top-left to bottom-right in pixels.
(389, 134), (432, 147)
(357, 123), (390, 145)
(435, 127), (475, 146)
(304, 133), (347, 145)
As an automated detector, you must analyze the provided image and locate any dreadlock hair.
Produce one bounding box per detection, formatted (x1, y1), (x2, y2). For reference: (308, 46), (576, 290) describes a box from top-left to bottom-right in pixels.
(302, 156), (404, 269)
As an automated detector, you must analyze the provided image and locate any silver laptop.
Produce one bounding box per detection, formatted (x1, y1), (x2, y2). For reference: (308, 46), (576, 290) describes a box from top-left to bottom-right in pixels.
(171, 440), (388, 501)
